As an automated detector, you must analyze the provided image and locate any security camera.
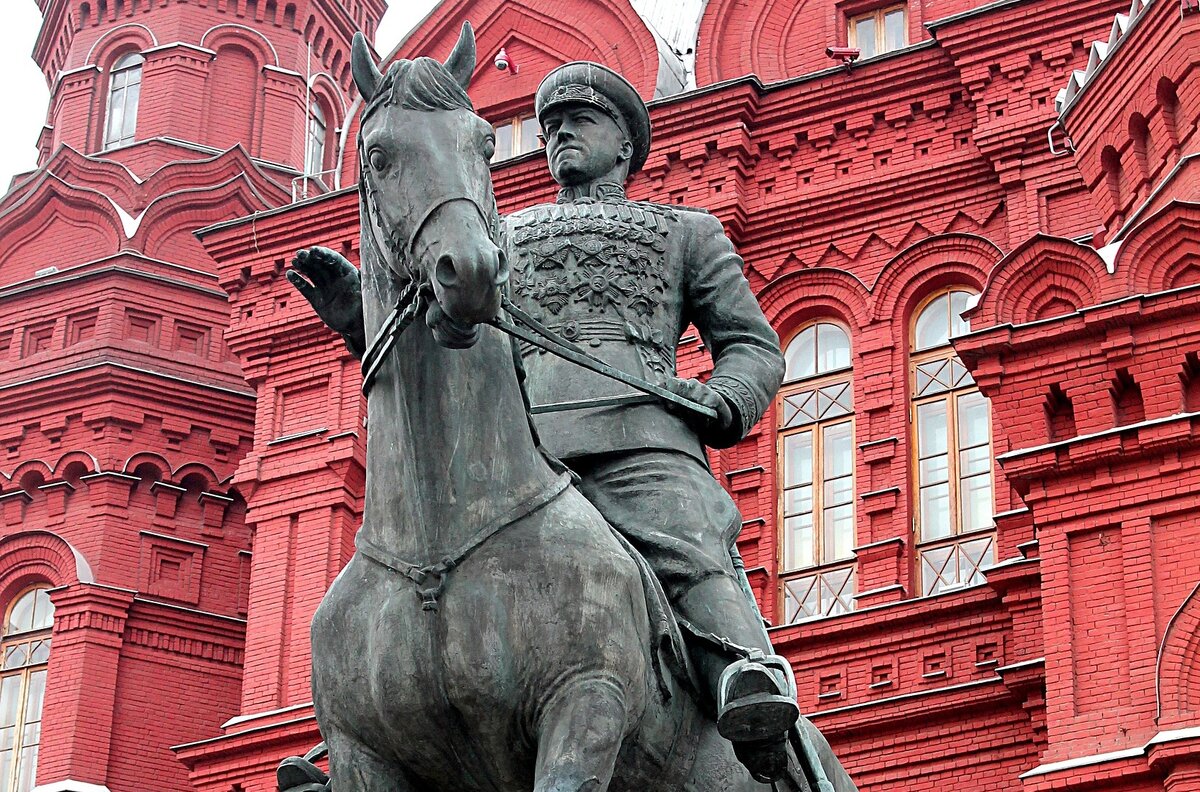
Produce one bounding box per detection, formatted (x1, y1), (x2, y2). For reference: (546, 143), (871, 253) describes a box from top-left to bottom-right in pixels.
(826, 46), (861, 65)
(494, 47), (518, 73)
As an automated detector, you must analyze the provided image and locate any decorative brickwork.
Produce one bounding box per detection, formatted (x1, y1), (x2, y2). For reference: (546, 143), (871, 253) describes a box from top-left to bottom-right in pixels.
(5, 0), (1200, 790)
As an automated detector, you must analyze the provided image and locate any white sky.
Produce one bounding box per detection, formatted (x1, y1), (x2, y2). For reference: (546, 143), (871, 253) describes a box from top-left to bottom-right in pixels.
(0, 0), (441, 191)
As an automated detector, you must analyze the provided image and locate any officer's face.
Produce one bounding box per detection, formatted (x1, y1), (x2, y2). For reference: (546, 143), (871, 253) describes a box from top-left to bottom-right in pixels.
(542, 105), (632, 187)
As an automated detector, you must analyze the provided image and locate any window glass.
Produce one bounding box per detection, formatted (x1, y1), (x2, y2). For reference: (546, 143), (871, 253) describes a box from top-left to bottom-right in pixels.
(0, 590), (52, 792)
(785, 323), (850, 382)
(104, 53), (144, 149)
(492, 122), (514, 163)
(778, 323), (857, 622)
(884, 8), (907, 51)
(854, 16), (877, 58)
(519, 116), (542, 154)
(305, 102), (327, 176)
(490, 114), (542, 162)
(911, 289), (996, 594)
(849, 5), (908, 59)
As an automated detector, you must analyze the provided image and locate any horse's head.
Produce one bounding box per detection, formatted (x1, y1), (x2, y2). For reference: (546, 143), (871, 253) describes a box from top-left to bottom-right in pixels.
(353, 24), (507, 347)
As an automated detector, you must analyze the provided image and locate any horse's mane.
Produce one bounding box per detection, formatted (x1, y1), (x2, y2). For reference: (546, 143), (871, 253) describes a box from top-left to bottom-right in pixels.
(362, 57), (474, 122)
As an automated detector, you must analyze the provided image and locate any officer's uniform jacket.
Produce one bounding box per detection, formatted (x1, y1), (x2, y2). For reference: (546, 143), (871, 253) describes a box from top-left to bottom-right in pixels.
(507, 182), (786, 463)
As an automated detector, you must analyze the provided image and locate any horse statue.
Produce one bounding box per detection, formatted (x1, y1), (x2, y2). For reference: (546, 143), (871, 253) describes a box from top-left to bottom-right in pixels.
(281, 22), (856, 792)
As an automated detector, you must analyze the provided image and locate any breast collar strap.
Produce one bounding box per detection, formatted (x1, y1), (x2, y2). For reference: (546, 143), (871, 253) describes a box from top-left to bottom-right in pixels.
(355, 472), (572, 611)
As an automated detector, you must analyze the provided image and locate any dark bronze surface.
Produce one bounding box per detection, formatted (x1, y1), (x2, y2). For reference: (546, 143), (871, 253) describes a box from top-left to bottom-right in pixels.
(280, 22), (856, 792)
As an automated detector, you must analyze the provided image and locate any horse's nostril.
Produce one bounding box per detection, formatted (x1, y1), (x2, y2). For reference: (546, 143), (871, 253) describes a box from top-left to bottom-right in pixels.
(495, 249), (510, 286)
(435, 254), (458, 287)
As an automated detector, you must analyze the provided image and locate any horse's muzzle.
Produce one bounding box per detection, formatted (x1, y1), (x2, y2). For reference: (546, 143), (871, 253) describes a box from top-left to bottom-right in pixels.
(432, 245), (509, 326)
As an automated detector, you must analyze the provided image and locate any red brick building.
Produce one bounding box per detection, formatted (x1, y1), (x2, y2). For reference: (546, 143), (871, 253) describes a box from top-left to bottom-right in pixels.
(2, 0), (1198, 790)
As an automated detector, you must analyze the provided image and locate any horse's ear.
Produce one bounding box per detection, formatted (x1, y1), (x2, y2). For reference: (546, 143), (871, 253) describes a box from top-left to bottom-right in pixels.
(352, 31), (383, 101)
(444, 21), (476, 91)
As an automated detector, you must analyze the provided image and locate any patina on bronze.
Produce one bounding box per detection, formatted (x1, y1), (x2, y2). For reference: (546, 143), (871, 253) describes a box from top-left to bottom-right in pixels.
(280, 23), (857, 792)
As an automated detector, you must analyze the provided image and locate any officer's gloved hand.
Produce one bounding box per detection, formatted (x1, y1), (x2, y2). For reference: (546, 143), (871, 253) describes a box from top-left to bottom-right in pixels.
(664, 377), (735, 442)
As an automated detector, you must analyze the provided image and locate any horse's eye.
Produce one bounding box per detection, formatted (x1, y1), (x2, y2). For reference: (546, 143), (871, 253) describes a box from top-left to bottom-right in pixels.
(369, 149), (389, 172)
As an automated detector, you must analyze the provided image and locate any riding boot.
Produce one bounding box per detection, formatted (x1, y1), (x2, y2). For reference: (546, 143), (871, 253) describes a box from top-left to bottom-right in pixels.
(675, 575), (799, 782)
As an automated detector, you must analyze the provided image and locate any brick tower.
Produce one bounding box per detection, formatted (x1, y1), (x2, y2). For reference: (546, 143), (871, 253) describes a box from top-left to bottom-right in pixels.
(0, 1), (383, 791)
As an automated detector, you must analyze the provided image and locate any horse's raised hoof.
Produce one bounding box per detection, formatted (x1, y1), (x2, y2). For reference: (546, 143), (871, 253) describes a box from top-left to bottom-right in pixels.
(734, 735), (790, 784)
(716, 659), (800, 744)
(277, 756), (329, 792)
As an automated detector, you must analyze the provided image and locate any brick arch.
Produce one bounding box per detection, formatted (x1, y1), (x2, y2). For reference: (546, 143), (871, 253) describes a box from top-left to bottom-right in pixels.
(759, 267), (871, 341)
(84, 22), (156, 67)
(135, 175), (274, 267)
(0, 176), (124, 281)
(1115, 200), (1200, 294)
(200, 23), (280, 67)
(868, 233), (1000, 324)
(393, 0), (662, 106)
(970, 234), (1109, 327)
(696, 0), (831, 86)
(0, 532), (96, 604)
(1158, 579), (1200, 726)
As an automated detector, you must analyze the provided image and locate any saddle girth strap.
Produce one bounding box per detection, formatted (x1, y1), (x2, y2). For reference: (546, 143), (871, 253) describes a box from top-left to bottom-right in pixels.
(355, 472), (573, 611)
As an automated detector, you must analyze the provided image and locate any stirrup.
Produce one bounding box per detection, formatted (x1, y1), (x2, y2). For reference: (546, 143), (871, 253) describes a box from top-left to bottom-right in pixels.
(716, 652), (800, 744)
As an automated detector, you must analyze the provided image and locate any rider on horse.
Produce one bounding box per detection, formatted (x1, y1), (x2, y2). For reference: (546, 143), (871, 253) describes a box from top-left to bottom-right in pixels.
(506, 62), (799, 781)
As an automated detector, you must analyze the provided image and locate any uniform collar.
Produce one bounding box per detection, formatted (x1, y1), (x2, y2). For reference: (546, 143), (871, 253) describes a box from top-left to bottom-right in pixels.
(556, 182), (627, 204)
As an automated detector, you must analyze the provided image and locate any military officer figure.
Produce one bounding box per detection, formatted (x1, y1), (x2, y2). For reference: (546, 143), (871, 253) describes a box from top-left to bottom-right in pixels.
(509, 62), (798, 781)
(286, 61), (803, 784)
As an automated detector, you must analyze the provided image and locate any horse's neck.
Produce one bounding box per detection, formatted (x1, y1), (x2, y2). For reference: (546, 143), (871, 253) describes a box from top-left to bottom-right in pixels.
(360, 313), (563, 559)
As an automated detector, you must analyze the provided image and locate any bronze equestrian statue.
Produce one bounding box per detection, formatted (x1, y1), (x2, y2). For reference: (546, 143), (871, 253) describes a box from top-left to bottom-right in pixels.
(279, 22), (857, 792)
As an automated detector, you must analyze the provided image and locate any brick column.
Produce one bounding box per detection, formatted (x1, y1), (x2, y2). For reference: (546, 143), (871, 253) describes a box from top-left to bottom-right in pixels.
(37, 584), (133, 788)
(140, 43), (213, 143)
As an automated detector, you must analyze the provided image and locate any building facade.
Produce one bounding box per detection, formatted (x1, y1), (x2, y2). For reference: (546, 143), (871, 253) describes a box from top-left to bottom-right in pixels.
(2, 0), (1198, 790)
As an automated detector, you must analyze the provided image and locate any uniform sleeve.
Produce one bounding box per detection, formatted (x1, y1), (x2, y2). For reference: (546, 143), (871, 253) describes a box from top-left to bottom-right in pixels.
(683, 211), (786, 448)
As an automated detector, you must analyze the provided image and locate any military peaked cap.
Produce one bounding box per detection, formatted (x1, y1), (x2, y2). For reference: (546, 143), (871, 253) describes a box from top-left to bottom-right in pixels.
(535, 62), (652, 175)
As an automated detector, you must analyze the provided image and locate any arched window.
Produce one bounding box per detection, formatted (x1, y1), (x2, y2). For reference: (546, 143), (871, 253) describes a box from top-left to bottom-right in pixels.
(778, 322), (856, 623)
(0, 588), (53, 792)
(103, 52), (143, 149)
(911, 289), (995, 595)
(305, 101), (327, 176)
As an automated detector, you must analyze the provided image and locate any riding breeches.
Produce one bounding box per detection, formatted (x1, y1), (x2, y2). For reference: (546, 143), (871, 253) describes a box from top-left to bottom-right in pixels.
(570, 449), (769, 656)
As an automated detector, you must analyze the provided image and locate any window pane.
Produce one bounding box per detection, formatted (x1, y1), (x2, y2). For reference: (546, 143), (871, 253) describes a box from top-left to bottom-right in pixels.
(783, 431), (814, 486)
(921, 483), (951, 539)
(492, 122), (513, 162)
(950, 290), (972, 337)
(919, 453), (949, 486)
(0, 677), (19, 728)
(784, 326), (817, 381)
(822, 422), (853, 479)
(816, 323), (851, 373)
(824, 504), (856, 560)
(28, 594), (51, 633)
(519, 116), (542, 154)
(960, 474), (993, 533)
(784, 485), (812, 518)
(884, 8), (906, 52)
(5, 596), (35, 636)
(121, 80), (141, 139)
(854, 17), (877, 58)
(784, 514), (815, 570)
(957, 391), (990, 448)
(914, 293), (950, 350)
(958, 445), (990, 477)
(106, 90), (126, 145)
(23, 672), (45, 726)
(0, 750), (11, 792)
(916, 400), (948, 457)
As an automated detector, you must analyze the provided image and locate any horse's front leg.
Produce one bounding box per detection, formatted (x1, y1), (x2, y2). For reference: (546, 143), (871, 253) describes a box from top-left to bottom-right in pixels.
(326, 726), (422, 792)
(534, 675), (631, 792)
